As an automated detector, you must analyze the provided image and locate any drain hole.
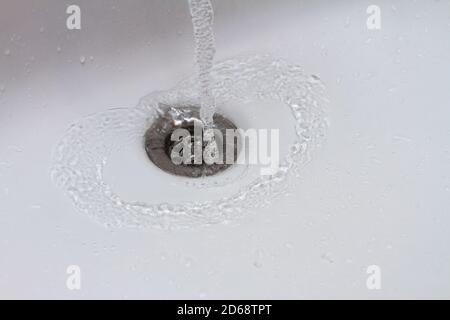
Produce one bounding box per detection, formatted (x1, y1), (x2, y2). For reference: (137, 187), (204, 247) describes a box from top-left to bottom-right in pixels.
(144, 105), (240, 178)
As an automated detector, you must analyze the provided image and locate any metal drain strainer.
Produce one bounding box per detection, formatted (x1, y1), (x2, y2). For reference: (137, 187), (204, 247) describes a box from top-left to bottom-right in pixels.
(144, 105), (239, 178)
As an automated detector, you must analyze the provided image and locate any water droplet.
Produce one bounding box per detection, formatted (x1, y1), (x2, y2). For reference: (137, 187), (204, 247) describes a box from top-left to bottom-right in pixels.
(183, 257), (193, 268)
(9, 146), (22, 153)
(309, 74), (321, 83)
(56, 46), (62, 53)
(388, 86), (397, 93)
(4, 49), (11, 56)
(253, 249), (264, 268)
(284, 242), (294, 249)
(393, 135), (412, 143)
(79, 56), (86, 65)
(321, 252), (334, 264)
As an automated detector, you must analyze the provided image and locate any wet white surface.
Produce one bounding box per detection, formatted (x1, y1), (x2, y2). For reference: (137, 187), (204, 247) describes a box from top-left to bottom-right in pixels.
(1, 0), (450, 298)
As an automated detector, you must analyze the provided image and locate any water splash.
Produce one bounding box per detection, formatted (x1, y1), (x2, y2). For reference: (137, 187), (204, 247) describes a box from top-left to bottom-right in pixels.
(188, 0), (216, 125)
(51, 55), (328, 230)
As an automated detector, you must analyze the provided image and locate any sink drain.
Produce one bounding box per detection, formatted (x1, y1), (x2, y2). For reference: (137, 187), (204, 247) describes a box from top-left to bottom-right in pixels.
(144, 105), (239, 177)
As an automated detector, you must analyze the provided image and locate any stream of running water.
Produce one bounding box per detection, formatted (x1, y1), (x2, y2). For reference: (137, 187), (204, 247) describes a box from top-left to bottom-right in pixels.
(188, 0), (217, 125)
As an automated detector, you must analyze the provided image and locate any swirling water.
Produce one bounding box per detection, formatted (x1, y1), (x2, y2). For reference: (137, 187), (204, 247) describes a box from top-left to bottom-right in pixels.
(51, 55), (328, 230)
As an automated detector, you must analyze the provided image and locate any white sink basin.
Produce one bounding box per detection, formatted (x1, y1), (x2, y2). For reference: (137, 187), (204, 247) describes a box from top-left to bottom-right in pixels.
(1, 0), (450, 299)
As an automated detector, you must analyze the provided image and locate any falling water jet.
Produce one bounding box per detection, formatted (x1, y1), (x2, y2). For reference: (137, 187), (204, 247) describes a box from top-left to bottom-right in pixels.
(142, 0), (228, 177)
(188, 0), (217, 126)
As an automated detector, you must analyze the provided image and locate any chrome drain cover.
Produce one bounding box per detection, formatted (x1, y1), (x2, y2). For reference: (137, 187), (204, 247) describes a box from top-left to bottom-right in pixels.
(144, 105), (239, 178)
